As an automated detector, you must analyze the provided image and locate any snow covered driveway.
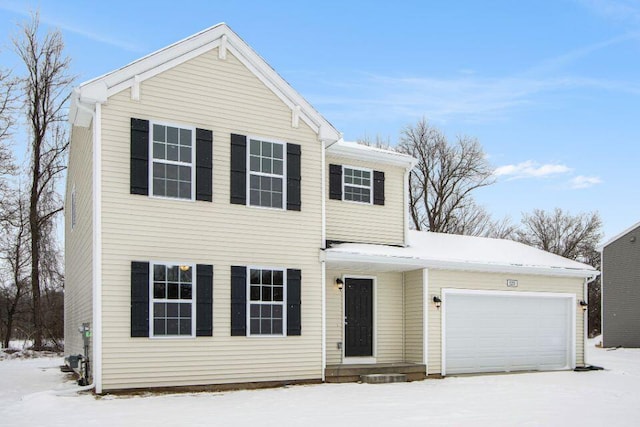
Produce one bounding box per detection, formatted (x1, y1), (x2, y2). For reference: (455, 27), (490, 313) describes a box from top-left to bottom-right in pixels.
(1, 343), (639, 426)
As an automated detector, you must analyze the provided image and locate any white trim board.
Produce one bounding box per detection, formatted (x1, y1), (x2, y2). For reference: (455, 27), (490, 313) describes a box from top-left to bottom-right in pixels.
(70, 24), (340, 143)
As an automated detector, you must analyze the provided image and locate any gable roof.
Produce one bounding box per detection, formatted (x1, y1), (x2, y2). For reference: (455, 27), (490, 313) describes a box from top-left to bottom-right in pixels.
(599, 220), (640, 250)
(325, 230), (598, 278)
(69, 23), (341, 143)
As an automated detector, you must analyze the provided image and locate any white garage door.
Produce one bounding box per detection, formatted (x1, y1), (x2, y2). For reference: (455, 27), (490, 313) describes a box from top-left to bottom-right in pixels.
(443, 290), (575, 375)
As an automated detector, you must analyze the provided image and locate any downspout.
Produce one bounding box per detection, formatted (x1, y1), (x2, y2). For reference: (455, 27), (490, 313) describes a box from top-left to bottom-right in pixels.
(402, 272), (405, 361)
(92, 102), (103, 394)
(320, 139), (327, 381)
(72, 99), (102, 394)
(422, 268), (429, 376)
(403, 168), (410, 247)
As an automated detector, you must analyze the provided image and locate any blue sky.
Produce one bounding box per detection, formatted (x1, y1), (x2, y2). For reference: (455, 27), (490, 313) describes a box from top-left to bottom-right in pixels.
(0, 0), (638, 241)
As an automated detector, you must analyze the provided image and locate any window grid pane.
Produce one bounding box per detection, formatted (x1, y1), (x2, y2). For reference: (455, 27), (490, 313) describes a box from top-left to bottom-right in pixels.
(152, 264), (193, 336)
(248, 138), (284, 208)
(343, 167), (372, 203)
(151, 124), (193, 200)
(248, 268), (284, 335)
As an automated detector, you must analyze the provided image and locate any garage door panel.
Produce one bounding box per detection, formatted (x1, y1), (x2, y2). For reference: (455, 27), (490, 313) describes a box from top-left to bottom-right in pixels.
(444, 291), (574, 375)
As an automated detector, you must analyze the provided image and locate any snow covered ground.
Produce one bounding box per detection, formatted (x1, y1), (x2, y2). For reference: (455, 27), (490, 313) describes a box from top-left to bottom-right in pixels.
(1, 340), (639, 426)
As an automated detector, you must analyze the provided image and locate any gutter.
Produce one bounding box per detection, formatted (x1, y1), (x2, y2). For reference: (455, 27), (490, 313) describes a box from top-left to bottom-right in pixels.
(324, 250), (600, 279)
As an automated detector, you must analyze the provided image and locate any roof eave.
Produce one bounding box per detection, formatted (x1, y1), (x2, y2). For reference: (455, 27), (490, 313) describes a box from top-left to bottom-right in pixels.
(324, 250), (599, 279)
(327, 142), (417, 168)
(598, 220), (640, 251)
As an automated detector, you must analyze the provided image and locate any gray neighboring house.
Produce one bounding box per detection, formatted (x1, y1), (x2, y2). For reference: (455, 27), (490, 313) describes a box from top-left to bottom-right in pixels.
(600, 221), (640, 348)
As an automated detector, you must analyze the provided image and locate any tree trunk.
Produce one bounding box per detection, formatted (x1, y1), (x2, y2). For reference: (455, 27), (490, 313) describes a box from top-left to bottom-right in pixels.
(30, 142), (42, 349)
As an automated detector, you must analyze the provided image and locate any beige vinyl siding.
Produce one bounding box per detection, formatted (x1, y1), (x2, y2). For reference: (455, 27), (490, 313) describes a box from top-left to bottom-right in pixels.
(326, 156), (405, 246)
(325, 269), (343, 365)
(427, 270), (585, 375)
(404, 269), (423, 363)
(325, 269), (404, 364)
(64, 124), (94, 358)
(376, 272), (404, 362)
(99, 48), (323, 390)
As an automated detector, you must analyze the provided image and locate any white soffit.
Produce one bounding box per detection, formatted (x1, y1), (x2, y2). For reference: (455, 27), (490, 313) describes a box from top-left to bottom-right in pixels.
(70, 23), (341, 142)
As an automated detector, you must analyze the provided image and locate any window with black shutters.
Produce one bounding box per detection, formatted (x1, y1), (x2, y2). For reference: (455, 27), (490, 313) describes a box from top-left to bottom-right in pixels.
(130, 118), (213, 202)
(131, 261), (213, 338)
(230, 266), (301, 337)
(230, 134), (301, 211)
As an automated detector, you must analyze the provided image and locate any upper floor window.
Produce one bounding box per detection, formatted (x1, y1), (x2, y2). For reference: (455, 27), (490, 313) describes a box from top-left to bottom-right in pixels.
(151, 123), (195, 200)
(152, 263), (194, 337)
(248, 138), (285, 209)
(130, 118), (213, 202)
(329, 163), (385, 206)
(343, 166), (372, 203)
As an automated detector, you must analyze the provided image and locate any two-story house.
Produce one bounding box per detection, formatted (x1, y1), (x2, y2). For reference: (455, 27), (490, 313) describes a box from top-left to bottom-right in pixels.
(65, 24), (598, 393)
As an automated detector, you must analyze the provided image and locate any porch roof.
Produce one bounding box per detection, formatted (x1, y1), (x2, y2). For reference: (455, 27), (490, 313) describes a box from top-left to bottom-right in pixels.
(324, 231), (599, 278)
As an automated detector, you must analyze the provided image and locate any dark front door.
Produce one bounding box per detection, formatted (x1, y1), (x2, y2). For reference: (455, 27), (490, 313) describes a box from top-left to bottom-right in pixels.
(345, 278), (373, 357)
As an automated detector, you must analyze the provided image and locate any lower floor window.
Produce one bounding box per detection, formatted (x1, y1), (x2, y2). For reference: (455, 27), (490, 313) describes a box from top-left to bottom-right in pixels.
(152, 263), (194, 337)
(249, 268), (285, 335)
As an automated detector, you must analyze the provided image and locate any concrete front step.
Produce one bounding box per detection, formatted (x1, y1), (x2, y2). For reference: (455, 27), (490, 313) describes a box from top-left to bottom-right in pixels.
(325, 363), (426, 383)
(360, 373), (407, 384)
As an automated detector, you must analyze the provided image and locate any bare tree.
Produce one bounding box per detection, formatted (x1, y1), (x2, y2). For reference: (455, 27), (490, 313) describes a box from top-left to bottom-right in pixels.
(357, 133), (393, 150)
(449, 201), (517, 239)
(0, 59), (17, 219)
(14, 12), (73, 349)
(517, 208), (603, 337)
(517, 208), (602, 261)
(397, 118), (496, 233)
(0, 193), (30, 348)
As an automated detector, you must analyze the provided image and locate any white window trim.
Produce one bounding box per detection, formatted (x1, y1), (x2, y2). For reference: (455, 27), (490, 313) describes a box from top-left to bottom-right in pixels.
(342, 165), (373, 205)
(246, 135), (287, 210)
(246, 265), (287, 337)
(341, 275), (377, 363)
(148, 261), (197, 339)
(148, 120), (197, 202)
(70, 184), (77, 231)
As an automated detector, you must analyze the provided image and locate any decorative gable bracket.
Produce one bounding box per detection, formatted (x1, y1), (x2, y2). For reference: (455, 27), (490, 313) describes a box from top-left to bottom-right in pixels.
(292, 105), (301, 128)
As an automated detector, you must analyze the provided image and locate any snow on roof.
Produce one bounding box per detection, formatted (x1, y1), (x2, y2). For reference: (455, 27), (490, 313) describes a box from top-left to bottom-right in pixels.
(326, 140), (417, 168)
(325, 230), (598, 278)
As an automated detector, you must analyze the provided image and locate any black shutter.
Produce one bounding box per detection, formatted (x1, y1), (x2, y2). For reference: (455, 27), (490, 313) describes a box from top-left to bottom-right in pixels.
(230, 266), (247, 336)
(287, 269), (302, 336)
(131, 261), (150, 337)
(130, 118), (149, 195)
(373, 170), (385, 205)
(230, 134), (247, 205)
(195, 129), (213, 202)
(196, 264), (213, 337)
(329, 164), (342, 200)
(287, 143), (301, 211)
